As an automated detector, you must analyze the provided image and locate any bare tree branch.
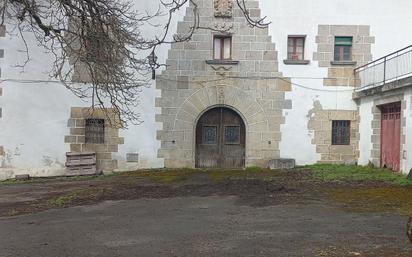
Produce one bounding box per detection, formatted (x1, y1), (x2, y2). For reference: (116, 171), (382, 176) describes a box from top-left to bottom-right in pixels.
(1, 0), (270, 126)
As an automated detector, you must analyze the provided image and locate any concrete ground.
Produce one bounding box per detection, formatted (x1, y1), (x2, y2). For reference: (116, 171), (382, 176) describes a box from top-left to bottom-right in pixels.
(0, 168), (411, 257)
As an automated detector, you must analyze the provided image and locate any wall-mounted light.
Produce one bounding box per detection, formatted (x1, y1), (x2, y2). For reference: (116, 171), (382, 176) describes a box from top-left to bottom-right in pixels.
(148, 51), (158, 80)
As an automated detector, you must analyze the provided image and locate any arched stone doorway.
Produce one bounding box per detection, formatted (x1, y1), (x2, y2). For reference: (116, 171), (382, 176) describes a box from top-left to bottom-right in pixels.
(195, 107), (246, 168)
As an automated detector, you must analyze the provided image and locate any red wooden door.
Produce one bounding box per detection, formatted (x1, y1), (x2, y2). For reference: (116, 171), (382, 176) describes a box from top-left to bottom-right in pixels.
(380, 103), (401, 171)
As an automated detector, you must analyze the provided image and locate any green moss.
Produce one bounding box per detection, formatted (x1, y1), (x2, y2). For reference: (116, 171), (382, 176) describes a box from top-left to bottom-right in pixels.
(305, 164), (412, 186)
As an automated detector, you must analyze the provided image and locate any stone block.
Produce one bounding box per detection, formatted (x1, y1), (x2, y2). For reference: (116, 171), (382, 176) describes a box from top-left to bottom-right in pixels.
(330, 25), (358, 35)
(70, 144), (81, 152)
(97, 152), (112, 160)
(70, 128), (85, 136)
(71, 107), (85, 118)
(313, 52), (325, 61)
(65, 135), (77, 143)
(268, 159), (296, 170)
(318, 25), (330, 35)
(263, 51), (276, 60)
(0, 49), (4, 58)
(328, 110), (356, 120)
(358, 25), (370, 36)
(67, 119), (76, 128)
(317, 44), (333, 53)
(316, 145), (330, 154)
(330, 145), (354, 155)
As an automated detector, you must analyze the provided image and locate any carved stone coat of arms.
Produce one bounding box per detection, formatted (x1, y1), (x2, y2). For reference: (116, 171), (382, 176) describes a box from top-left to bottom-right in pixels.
(214, 0), (233, 17)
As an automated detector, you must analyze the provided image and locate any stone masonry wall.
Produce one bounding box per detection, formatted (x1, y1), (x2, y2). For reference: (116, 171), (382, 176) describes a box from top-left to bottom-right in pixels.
(313, 25), (374, 87)
(156, 0), (292, 168)
(64, 107), (124, 171)
(308, 101), (359, 164)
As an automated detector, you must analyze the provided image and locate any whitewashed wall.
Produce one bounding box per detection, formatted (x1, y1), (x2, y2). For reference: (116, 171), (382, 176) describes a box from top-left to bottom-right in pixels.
(1, 0), (412, 179)
(261, 0), (412, 168)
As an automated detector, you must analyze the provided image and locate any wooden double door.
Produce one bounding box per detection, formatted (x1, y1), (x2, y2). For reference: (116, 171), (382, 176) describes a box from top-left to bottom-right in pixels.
(380, 102), (401, 171)
(195, 107), (245, 168)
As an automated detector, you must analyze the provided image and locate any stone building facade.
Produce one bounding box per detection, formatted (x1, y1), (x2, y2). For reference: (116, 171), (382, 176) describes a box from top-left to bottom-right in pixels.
(1, 0), (412, 180)
(156, 0), (292, 168)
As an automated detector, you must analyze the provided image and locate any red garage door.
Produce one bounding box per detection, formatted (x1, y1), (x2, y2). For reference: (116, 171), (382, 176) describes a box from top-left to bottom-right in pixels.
(380, 102), (401, 171)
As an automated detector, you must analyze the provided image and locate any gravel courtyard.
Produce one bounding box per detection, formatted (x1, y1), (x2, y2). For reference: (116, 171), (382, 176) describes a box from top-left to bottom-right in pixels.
(0, 166), (411, 257)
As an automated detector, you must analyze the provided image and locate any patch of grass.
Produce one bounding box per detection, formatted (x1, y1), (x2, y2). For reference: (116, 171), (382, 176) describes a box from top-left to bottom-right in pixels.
(48, 188), (108, 207)
(245, 166), (264, 172)
(49, 190), (85, 207)
(305, 164), (412, 186)
(330, 186), (412, 215)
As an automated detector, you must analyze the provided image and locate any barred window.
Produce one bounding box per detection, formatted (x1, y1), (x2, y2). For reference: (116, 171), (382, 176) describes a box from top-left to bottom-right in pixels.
(203, 126), (218, 145)
(332, 120), (351, 145)
(224, 126), (240, 144)
(85, 119), (105, 144)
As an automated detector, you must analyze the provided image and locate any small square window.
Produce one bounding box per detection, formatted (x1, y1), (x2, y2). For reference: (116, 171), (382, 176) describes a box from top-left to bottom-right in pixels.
(224, 126), (240, 144)
(85, 119), (105, 144)
(332, 120), (351, 145)
(213, 36), (232, 60)
(202, 126), (218, 145)
(287, 36), (305, 61)
(334, 37), (353, 61)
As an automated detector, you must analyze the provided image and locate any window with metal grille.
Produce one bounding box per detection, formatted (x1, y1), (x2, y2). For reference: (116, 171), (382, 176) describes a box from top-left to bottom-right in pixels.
(85, 119), (105, 144)
(287, 36), (305, 61)
(332, 120), (351, 145)
(202, 126), (218, 145)
(334, 37), (352, 61)
(213, 36), (232, 60)
(224, 126), (240, 144)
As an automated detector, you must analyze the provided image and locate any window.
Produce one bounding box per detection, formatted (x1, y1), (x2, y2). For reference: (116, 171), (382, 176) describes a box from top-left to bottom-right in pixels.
(224, 126), (240, 144)
(85, 119), (105, 144)
(334, 37), (352, 61)
(287, 36), (305, 61)
(213, 36), (232, 60)
(202, 126), (218, 145)
(332, 120), (351, 145)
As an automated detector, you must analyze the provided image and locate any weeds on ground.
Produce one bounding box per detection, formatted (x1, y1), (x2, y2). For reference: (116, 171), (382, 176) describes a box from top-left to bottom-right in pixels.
(305, 164), (412, 186)
(48, 188), (108, 207)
